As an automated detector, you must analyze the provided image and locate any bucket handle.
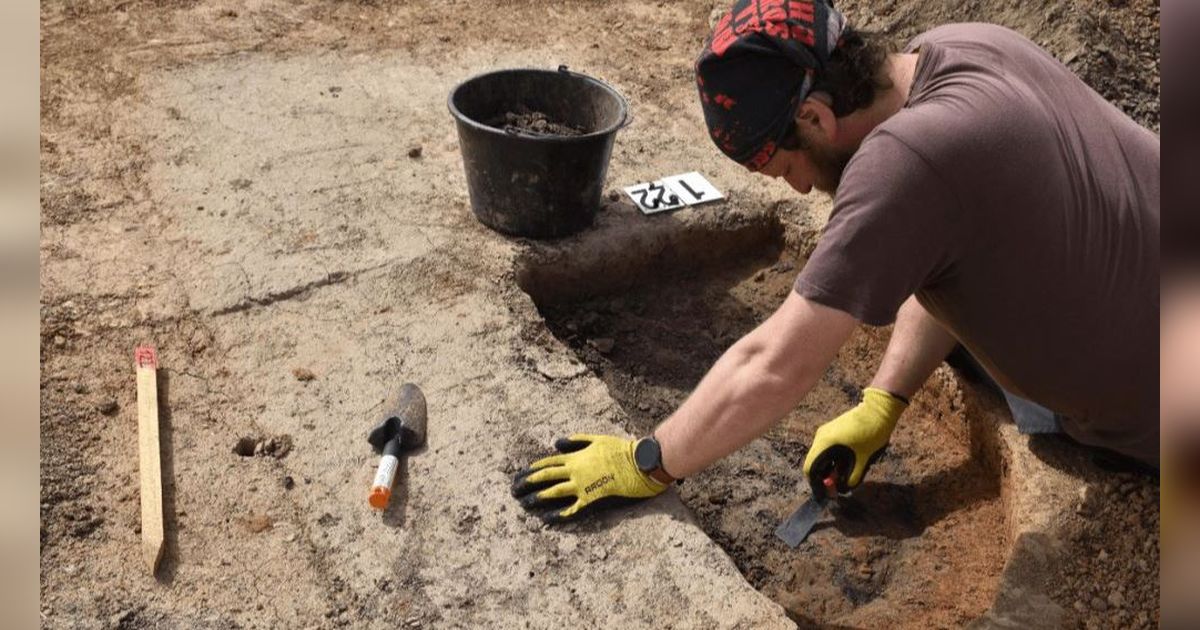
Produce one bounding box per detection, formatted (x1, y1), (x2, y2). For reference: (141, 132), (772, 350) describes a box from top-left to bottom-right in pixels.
(557, 65), (633, 130)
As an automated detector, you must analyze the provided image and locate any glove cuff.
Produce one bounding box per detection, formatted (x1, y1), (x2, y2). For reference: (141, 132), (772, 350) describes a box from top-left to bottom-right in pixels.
(861, 387), (908, 432)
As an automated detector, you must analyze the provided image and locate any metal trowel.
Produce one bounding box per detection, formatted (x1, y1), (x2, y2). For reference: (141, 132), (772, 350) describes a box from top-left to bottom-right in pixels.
(775, 472), (838, 547)
(775, 444), (865, 547)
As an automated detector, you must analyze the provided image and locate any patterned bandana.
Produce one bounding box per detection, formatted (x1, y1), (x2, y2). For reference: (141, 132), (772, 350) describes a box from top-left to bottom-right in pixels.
(695, 0), (848, 170)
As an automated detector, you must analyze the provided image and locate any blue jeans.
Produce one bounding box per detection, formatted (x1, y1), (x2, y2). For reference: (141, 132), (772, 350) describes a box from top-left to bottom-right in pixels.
(949, 346), (1063, 435)
(1000, 389), (1063, 435)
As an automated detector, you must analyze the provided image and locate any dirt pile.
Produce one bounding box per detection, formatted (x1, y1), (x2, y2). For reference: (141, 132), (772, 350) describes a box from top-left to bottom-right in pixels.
(1051, 463), (1160, 628)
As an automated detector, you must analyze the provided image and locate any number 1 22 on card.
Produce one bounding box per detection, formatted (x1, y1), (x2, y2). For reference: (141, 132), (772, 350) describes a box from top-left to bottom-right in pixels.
(623, 172), (725, 215)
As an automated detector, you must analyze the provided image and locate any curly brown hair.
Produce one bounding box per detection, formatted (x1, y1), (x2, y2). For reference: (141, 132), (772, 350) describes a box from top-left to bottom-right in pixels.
(780, 28), (894, 148)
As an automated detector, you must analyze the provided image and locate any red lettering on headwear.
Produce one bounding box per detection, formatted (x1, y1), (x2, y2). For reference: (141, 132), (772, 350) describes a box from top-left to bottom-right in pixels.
(714, 93), (737, 110)
(708, 0), (818, 56)
(760, 0), (787, 22)
(789, 23), (815, 46)
(788, 0), (815, 22)
(709, 14), (736, 56)
(747, 141), (777, 171)
(733, 3), (760, 31)
(763, 20), (790, 39)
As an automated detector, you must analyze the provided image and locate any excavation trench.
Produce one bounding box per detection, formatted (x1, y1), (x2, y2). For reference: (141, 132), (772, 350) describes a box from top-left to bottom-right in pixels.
(517, 212), (1011, 628)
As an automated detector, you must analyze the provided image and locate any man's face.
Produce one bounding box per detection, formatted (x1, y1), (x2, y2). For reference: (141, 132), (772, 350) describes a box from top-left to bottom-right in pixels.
(757, 122), (855, 196)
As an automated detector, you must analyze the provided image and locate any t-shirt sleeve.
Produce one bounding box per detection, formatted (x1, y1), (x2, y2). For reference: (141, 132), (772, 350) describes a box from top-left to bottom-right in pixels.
(795, 131), (963, 326)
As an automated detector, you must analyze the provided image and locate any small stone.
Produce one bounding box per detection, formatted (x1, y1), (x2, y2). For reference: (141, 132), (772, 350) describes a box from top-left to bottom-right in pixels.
(637, 401), (651, 412)
(53, 335), (66, 347)
(73, 383), (88, 394)
(1076, 485), (1097, 515)
(1108, 591), (1125, 608)
(246, 514), (273, 533)
(1090, 596), (1107, 612)
(589, 338), (615, 354)
(1135, 558), (1149, 572)
(98, 399), (119, 415)
(1097, 549), (1108, 561)
(283, 532), (296, 542)
(282, 476), (295, 490)
(407, 146), (423, 159)
(1073, 600), (1088, 614)
(292, 367), (316, 382)
(753, 270), (766, 282)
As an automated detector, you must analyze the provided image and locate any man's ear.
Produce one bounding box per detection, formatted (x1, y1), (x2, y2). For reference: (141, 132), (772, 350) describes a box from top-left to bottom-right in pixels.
(795, 96), (838, 144)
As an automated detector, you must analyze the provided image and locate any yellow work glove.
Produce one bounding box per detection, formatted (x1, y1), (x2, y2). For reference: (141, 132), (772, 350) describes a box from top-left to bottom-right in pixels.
(511, 434), (667, 524)
(803, 387), (908, 494)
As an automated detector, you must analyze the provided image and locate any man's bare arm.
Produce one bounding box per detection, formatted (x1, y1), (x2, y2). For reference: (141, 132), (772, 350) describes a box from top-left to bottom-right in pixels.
(654, 292), (858, 479)
(869, 295), (958, 400)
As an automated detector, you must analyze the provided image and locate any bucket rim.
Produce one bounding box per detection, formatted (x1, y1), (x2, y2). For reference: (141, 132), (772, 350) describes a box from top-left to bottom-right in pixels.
(447, 67), (630, 142)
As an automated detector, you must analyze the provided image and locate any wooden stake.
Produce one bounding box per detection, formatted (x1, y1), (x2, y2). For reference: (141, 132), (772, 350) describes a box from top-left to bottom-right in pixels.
(135, 346), (164, 575)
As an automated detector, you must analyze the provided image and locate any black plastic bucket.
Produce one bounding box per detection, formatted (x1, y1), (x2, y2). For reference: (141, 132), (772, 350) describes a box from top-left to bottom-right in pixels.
(448, 66), (629, 239)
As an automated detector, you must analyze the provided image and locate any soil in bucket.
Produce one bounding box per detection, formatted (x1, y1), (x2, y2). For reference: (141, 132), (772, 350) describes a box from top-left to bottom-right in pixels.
(488, 105), (586, 137)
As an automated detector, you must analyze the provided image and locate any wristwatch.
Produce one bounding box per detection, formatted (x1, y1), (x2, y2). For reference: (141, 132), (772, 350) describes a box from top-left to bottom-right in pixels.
(633, 435), (678, 485)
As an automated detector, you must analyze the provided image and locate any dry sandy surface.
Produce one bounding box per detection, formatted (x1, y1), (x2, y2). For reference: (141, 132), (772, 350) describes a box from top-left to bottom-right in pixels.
(41, 1), (1159, 628)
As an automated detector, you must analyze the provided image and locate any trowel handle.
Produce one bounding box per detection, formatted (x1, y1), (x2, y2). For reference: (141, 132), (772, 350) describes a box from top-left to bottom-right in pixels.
(382, 435), (405, 458)
(369, 438), (402, 511)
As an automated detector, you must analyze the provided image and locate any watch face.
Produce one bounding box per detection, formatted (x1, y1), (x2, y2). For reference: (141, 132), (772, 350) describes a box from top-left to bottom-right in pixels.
(634, 437), (661, 473)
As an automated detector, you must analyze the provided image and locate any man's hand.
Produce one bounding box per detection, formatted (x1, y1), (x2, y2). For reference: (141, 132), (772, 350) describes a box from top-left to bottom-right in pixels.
(803, 387), (908, 492)
(511, 434), (666, 524)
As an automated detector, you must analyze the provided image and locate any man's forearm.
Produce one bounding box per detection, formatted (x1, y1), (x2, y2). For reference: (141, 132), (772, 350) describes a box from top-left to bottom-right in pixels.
(654, 293), (857, 479)
(870, 295), (957, 400)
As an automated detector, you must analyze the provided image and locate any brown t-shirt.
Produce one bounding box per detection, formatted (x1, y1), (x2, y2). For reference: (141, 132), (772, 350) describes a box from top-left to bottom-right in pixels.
(795, 23), (1160, 465)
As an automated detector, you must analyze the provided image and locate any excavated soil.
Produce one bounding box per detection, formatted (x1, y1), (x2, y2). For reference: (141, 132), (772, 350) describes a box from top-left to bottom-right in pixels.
(526, 229), (1008, 628)
(489, 107), (586, 137)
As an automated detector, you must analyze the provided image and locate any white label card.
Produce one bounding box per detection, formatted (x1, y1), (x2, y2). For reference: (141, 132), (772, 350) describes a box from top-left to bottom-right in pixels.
(662, 172), (724, 206)
(623, 180), (686, 215)
(624, 172), (724, 215)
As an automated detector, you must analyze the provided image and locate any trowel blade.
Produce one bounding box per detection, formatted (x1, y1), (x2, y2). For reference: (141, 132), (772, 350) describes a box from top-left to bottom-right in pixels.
(775, 495), (827, 548)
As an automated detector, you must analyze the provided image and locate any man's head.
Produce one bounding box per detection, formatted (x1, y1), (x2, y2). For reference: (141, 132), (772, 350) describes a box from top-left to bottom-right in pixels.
(696, 0), (894, 194)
